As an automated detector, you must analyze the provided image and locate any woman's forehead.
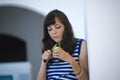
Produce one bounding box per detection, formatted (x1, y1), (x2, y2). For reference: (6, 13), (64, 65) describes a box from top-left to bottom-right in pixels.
(47, 18), (62, 27)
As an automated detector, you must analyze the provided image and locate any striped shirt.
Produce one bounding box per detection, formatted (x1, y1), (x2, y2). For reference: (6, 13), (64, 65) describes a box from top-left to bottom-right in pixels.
(47, 39), (84, 80)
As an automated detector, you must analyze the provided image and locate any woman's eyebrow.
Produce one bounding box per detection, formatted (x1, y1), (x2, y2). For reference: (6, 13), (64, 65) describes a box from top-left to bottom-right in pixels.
(54, 23), (60, 26)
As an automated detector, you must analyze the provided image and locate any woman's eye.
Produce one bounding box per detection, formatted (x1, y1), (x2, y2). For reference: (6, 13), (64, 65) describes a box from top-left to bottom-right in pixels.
(55, 25), (61, 29)
(47, 28), (52, 31)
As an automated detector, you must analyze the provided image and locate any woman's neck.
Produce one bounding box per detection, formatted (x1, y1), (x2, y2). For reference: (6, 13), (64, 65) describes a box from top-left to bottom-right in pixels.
(57, 42), (61, 46)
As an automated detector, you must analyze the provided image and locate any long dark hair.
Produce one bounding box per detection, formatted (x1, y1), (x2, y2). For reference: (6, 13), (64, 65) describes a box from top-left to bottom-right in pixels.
(42, 9), (77, 54)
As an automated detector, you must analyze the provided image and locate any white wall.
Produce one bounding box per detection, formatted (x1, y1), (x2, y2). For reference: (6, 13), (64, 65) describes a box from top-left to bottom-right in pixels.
(86, 0), (120, 80)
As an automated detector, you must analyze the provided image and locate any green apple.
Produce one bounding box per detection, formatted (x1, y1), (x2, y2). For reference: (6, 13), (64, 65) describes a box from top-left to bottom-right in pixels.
(52, 44), (61, 53)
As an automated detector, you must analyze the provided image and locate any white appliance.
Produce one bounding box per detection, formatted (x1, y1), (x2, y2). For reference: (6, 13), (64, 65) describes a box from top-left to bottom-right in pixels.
(0, 62), (32, 80)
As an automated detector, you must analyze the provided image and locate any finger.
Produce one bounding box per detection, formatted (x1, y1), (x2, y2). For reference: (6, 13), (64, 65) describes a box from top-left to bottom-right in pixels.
(53, 52), (61, 59)
(53, 54), (59, 58)
(46, 50), (52, 54)
(54, 48), (61, 52)
(44, 50), (50, 55)
(53, 49), (61, 54)
(43, 51), (47, 54)
(43, 51), (50, 58)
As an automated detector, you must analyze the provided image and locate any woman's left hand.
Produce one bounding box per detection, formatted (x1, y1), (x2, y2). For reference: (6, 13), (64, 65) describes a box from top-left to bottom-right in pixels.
(53, 48), (73, 62)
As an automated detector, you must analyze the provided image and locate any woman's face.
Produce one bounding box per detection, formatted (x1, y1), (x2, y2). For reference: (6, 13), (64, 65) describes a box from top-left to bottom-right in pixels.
(47, 17), (65, 44)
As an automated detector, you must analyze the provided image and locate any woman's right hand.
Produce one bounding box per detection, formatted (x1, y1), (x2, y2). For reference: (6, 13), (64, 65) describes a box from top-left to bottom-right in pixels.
(42, 50), (52, 63)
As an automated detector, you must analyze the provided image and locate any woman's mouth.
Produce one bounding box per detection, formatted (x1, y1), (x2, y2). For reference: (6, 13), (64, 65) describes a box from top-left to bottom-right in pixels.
(53, 35), (59, 39)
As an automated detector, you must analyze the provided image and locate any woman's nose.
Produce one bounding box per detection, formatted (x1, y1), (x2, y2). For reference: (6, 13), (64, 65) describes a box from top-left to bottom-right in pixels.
(52, 28), (57, 34)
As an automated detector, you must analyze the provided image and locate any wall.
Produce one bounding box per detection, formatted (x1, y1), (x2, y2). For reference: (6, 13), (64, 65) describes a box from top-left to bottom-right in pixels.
(0, 6), (44, 80)
(86, 0), (120, 80)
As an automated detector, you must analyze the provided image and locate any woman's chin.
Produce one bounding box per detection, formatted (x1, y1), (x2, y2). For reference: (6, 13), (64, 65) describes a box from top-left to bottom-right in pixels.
(53, 38), (62, 43)
(54, 40), (61, 44)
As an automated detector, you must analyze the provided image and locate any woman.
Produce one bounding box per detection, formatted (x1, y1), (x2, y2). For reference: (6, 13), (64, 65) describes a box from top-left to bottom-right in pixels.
(37, 9), (89, 80)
